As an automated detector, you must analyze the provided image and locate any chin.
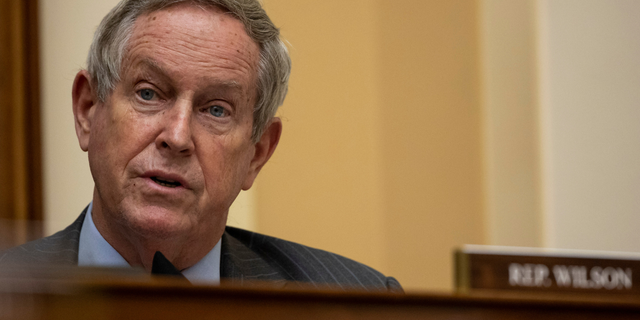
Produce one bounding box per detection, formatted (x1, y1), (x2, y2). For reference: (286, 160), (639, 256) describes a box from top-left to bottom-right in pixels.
(121, 205), (192, 240)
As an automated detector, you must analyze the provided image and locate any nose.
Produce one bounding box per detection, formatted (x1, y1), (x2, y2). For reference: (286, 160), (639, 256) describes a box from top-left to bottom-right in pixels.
(155, 100), (195, 156)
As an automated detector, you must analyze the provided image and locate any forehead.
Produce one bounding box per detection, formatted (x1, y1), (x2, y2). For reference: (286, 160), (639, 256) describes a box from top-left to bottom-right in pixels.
(122, 3), (260, 91)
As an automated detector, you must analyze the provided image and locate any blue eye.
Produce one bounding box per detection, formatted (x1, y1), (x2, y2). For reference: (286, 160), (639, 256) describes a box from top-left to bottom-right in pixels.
(139, 89), (155, 100)
(209, 105), (226, 117)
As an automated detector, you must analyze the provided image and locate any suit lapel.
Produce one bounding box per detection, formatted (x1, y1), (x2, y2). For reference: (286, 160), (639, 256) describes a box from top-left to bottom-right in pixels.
(0, 207), (86, 266)
(220, 230), (287, 288)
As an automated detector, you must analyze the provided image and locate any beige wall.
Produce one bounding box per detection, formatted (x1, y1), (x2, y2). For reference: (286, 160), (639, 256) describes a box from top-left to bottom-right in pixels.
(259, 0), (485, 291)
(258, 0), (387, 271)
(378, 0), (485, 291)
(39, 0), (640, 292)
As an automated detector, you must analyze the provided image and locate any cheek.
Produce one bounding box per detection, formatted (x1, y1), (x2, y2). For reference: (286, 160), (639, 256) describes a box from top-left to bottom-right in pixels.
(198, 136), (254, 200)
(88, 117), (120, 185)
(89, 107), (115, 162)
(89, 105), (152, 182)
(107, 104), (160, 153)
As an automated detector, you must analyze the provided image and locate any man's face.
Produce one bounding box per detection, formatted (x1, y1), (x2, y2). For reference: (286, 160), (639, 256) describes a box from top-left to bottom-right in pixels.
(84, 4), (261, 243)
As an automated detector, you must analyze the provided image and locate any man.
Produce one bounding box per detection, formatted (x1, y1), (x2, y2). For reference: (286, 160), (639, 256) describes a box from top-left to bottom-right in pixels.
(0, 0), (401, 292)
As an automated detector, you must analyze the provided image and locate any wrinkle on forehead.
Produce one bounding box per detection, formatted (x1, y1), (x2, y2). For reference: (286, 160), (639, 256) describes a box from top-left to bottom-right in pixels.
(128, 26), (257, 69)
(123, 3), (260, 80)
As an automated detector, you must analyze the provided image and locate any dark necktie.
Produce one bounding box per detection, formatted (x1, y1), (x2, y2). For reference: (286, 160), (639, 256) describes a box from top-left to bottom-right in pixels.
(151, 251), (189, 281)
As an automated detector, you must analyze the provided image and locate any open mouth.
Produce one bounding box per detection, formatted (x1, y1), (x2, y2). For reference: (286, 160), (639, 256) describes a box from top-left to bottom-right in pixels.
(150, 176), (182, 188)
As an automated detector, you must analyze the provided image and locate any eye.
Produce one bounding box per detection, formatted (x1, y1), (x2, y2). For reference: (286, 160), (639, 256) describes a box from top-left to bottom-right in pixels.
(138, 88), (156, 101)
(208, 105), (228, 118)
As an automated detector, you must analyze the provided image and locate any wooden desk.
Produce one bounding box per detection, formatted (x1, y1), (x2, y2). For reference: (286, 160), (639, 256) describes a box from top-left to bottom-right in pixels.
(2, 278), (640, 319)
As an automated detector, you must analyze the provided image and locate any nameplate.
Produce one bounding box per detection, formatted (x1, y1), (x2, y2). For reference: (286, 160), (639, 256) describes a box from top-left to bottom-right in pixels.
(455, 245), (640, 295)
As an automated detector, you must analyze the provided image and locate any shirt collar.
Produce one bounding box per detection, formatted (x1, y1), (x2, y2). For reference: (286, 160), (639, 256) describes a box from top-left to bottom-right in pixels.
(78, 202), (221, 284)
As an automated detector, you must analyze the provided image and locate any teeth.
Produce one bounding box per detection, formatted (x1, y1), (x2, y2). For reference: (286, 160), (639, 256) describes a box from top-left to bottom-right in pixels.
(157, 181), (176, 188)
(151, 177), (180, 188)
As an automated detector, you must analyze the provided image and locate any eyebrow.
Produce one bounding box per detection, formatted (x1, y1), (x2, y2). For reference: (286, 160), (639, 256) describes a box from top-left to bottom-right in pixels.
(135, 58), (244, 89)
(137, 58), (166, 74)
(130, 58), (172, 86)
(134, 58), (171, 81)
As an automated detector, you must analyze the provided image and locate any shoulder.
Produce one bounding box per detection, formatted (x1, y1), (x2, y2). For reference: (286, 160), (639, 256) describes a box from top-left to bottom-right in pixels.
(223, 226), (403, 293)
(0, 211), (86, 267)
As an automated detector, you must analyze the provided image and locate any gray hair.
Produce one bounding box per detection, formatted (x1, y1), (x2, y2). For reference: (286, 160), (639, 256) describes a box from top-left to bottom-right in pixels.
(87, 0), (291, 142)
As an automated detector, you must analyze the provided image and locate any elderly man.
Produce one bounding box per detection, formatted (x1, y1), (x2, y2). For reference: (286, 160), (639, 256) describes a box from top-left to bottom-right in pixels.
(0, 0), (401, 292)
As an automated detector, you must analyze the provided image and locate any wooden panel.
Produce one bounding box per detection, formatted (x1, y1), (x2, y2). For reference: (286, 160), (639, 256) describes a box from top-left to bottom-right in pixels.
(2, 277), (640, 320)
(0, 0), (43, 247)
(23, 0), (43, 227)
(0, 0), (19, 221)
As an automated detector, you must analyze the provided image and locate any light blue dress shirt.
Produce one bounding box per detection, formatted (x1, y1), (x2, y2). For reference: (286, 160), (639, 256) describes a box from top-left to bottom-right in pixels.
(78, 202), (221, 284)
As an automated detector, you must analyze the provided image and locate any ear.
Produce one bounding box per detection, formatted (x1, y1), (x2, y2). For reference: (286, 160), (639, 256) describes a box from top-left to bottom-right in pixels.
(72, 70), (98, 152)
(241, 118), (282, 190)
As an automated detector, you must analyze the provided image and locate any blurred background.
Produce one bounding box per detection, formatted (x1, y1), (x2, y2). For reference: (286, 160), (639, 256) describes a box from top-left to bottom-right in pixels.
(1, 0), (639, 292)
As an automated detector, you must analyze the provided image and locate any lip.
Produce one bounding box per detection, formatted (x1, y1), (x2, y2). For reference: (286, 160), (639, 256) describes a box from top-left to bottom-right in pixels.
(141, 170), (191, 190)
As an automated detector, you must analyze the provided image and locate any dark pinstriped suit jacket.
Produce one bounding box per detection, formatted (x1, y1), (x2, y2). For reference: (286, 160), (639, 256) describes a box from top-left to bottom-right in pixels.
(0, 209), (402, 292)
